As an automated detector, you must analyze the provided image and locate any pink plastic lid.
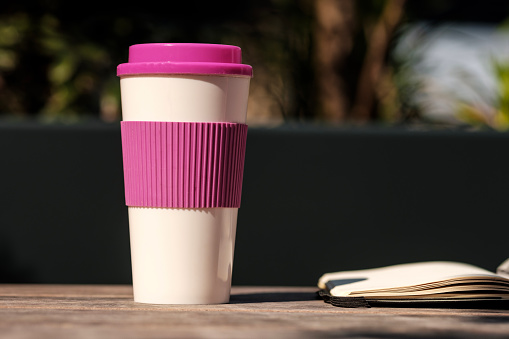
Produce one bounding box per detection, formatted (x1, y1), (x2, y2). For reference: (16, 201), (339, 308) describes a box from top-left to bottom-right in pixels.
(117, 43), (253, 77)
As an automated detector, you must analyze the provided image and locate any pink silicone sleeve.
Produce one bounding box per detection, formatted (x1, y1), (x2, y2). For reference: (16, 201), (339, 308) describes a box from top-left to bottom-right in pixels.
(121, 121), (248, 208)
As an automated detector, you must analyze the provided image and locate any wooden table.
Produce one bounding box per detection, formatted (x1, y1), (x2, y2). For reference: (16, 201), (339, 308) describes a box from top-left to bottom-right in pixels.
(1, 285), (508, 338)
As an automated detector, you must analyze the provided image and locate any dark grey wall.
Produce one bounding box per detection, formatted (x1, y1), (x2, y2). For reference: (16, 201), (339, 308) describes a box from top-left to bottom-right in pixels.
(0, 123), (129, 284)
(1, 123), (508, 286)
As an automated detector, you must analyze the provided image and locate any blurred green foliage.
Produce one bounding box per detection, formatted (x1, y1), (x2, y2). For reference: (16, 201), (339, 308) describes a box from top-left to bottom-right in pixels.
(0, 6), (123, 121)
(495, 61), (509, 128)
(457, 60), (509, 130)
(0, 0), (320, 122)
(1, 0), (509, 126)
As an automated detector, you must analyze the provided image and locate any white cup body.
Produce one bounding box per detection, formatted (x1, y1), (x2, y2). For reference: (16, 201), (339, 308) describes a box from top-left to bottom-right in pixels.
(120, 74), (250, 304)
(121, 75), (249, 123)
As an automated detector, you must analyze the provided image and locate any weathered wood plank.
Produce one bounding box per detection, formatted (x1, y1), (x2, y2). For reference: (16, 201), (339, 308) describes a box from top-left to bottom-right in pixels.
(0, 285), (508, 338)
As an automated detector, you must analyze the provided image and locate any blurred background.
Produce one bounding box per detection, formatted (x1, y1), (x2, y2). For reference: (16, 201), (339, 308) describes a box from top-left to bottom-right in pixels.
(2, 0), (509, 286)
(2, 0), (509, 129)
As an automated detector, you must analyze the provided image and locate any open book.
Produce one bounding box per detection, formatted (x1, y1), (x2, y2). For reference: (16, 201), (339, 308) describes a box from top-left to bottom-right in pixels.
(318, 261), (509, 308)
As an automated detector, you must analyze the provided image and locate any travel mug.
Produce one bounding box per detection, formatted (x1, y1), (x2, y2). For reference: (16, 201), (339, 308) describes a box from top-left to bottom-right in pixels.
(117, 43), (252, 304)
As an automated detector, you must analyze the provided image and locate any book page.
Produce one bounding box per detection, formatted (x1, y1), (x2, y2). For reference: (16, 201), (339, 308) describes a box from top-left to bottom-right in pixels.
(318, 261), (502, 297)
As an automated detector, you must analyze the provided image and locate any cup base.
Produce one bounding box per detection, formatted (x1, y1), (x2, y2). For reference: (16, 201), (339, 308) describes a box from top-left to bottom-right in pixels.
(128, 207), (238, 305)
(133, 295), (230, 305)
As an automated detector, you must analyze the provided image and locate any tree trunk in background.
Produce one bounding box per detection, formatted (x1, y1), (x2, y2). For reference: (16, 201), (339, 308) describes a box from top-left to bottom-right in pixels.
(313, 0), (355, 123)
(351, 0), (406, 122)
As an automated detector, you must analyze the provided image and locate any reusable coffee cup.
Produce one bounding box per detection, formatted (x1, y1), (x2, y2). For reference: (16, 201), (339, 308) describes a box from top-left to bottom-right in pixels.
(117, 43), (252, 304)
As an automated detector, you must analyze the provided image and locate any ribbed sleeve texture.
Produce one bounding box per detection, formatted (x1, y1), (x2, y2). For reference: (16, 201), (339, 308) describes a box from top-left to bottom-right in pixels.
(121, 121), (248, 208)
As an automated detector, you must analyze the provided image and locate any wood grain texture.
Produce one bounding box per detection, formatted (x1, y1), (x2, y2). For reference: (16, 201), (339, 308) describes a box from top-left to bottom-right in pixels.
(1, 285), (508, 338)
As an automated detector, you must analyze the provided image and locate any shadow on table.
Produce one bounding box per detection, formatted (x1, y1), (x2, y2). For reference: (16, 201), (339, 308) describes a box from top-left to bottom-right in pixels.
(230, 291), (320, 304)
